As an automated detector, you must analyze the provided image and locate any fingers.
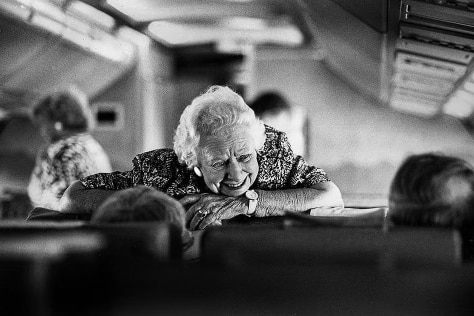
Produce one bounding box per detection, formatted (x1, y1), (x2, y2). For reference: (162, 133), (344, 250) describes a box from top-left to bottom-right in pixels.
(179, 194), (201, 208)
(187, 207), (222, 231)
(197, 212), (221, 230)
(188, 209), (203, 230)
(185, 203), (200, 226)
(183, 194), (244, 230)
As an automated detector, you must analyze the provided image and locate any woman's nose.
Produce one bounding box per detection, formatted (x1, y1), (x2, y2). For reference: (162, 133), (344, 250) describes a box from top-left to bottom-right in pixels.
(226, 158), (243, 180)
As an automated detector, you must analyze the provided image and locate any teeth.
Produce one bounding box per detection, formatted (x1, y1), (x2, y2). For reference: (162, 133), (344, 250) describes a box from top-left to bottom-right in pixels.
(227, 180), (244, 188)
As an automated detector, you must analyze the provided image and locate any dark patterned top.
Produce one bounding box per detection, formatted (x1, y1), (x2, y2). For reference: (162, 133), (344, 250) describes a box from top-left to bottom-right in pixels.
(28, 134), (112, 210)
(80, 126), (329, 197)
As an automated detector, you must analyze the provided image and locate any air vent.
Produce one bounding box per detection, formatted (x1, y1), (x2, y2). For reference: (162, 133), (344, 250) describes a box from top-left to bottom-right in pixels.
(394, 52), (467, 80)
(396, 38), (474, 64)
(389, 0), (474, 118)
(401, 0), (474, 36)
(400, 23), (474, 51)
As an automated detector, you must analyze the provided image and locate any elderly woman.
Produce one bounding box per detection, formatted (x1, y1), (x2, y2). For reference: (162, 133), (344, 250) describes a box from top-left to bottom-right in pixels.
(28, 87), (112, 210)
(58, 86), (343, 230)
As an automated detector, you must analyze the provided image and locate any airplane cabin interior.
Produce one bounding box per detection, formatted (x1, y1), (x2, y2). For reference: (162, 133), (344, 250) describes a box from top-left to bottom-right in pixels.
(1, 0), (474, 315)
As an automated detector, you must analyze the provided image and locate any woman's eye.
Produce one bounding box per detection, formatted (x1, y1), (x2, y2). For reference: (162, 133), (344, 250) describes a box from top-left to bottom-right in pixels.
(211, 161), (226, 169)
(238, 154), (252, 162)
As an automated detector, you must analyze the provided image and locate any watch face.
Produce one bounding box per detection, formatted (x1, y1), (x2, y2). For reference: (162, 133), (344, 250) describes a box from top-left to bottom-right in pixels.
(245, 190), (258, 200)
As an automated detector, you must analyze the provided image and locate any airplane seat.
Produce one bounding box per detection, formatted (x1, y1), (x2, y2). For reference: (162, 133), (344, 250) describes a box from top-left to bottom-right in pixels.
(88, 222), (183, 264)
(0, 221), (184, 314)
(0, 229), (105, 316)
(201, 224), (462, 270)
(0, 219), (183, 263)
(26, 207), (92, 221)
(24, 208), (185, 264)
(460, 227), (474, 263)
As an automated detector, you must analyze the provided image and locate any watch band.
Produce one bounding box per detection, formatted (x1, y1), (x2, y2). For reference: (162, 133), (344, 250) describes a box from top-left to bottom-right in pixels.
(245, 190), (258, 216)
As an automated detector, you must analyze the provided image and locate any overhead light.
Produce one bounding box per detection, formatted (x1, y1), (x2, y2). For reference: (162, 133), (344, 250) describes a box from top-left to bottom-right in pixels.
(464, 81), (474, 93)
(390, 99), (440, 117)
(148, 20), (303, 47)
(148, 21), (197, 46)
(221, 17), (266, 30)
(106, 0), (165, 21)
(30, 13), (63, 35)
(105, 0), (130, 12)
(67, 1), (115, 31)
(0, 0), (31, 20)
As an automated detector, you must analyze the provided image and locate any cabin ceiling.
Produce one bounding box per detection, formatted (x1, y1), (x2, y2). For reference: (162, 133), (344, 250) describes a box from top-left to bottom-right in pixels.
(81, 0), (317, 49)
(1, 0), (474, 133)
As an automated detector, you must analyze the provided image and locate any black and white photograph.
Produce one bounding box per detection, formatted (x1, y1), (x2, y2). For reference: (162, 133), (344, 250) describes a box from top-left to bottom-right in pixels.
(1, 0), (474, 315)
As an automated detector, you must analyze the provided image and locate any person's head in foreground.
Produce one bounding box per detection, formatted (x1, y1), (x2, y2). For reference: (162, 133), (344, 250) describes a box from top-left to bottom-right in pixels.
(174, 85), (266, 197)
(92, 185), (192, 247)
(388, 152), (474, 227)
(31, 86), (94, 142)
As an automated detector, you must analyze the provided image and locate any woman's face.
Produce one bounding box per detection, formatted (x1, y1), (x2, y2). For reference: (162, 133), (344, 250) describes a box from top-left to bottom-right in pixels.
(197, 126), (259, 197)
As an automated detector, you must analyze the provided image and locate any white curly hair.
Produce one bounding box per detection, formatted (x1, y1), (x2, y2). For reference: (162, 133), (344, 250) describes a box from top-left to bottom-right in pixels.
(173, 85), (266, 168)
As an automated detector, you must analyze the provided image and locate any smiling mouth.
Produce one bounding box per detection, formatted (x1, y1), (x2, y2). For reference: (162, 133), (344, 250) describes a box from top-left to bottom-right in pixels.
(224, 178), (246, 189)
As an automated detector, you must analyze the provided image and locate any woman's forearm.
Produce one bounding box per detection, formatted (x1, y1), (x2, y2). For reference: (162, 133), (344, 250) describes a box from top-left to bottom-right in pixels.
(254, 181), (344, 217)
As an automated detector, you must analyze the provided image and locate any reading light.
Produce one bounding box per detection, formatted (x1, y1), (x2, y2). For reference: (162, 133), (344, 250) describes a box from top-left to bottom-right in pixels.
(148, 21), (196, 46)
(222, 17), (266, 30)
(0, 0), (31, 20)
(443, 90), (474, 118)
(148, 19), (303, 47)
(391, 99), (440, 117)
(68, 1), (115, 31)
(464, 81), (474, 93)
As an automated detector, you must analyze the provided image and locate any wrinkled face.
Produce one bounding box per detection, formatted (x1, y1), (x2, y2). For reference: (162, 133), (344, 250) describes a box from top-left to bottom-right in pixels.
(197, 126), (259, 197)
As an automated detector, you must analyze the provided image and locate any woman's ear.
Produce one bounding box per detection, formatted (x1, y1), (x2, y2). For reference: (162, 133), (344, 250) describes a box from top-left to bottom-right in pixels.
(193, 167), (202, 177)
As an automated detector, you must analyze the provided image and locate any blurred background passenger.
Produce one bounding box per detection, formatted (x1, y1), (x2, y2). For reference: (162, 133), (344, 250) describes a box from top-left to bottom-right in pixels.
(91, 185), (193, 250)
(250, 91), (307, 157)
(388, 152), (474, 227)
(27, 87), (112, 210)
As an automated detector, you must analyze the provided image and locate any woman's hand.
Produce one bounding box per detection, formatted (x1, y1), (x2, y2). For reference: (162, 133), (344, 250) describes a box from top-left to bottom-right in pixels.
(180, 193), (247, 230)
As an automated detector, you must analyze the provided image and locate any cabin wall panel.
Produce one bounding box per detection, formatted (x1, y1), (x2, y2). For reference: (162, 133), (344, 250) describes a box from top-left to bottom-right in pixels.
(251, 57), (474, 197)
(91, 67), (141, 171)
(92, 38), (173, 171)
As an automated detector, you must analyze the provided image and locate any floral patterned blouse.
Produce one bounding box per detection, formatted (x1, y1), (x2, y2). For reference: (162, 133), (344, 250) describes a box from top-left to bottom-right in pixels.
(28, 134), (112, 210)
(80, 126), (330, 197)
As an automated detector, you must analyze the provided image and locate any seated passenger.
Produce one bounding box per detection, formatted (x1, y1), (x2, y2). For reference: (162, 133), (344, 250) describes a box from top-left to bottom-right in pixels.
(91, 185), (193, 249)
(28, 87), (112, 210)
(388, 152), (474, 227)
(59, 85), (343, 230)
(250, 91), (307, 156)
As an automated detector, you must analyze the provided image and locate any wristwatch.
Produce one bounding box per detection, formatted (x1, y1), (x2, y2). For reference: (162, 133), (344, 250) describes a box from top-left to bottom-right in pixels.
(245, 190), (258, 216)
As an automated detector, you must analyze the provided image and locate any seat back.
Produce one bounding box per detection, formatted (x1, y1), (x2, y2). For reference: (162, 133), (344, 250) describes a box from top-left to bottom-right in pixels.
(0, 220), (182, 262)
(0, 220), (184, 315)
(201, 225), (462, 269)
(26, 207), (92, 221)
